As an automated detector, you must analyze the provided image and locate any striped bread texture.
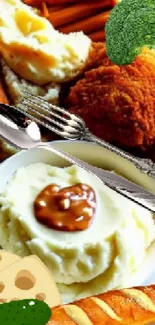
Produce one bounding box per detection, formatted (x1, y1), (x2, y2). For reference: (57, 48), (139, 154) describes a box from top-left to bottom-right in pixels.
(48, 285), (155, 324)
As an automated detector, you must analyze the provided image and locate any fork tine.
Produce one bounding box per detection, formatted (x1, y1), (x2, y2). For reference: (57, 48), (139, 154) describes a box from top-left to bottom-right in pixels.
(22, 95), (79, 128)
(17, 101), (79, 135)
(12, 103), (54, 132)
(18, 100), (66, 130)
(15, 101), (80, 140)
(21, 90), (86, 128)
(19, 91), (85, 135)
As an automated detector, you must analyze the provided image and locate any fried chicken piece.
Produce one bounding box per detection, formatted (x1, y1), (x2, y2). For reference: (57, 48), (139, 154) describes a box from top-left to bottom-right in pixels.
(85, 42), (111, 71)
(66, 45), (155, 150)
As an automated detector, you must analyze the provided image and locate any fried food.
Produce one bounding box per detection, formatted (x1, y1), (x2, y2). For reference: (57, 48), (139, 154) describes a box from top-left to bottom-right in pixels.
(66, 45), (155, 150)
(84, 42), (111, 70)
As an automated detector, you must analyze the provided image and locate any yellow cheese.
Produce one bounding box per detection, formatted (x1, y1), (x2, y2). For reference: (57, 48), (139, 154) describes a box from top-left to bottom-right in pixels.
(0, 255), (61, 307)
(0, 250), (21, 271)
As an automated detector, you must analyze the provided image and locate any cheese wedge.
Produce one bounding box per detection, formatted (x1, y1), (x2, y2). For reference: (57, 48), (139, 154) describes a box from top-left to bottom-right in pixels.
(0, 255), (61, 307)
(0, 250), (21, 271)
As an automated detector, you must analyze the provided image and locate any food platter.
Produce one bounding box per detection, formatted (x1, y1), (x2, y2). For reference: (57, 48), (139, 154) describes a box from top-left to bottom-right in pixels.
(0, 0), (155, 324)
(0, 141), (155, 323)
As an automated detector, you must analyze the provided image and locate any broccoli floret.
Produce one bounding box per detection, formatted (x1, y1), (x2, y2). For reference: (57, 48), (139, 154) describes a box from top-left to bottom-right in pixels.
(105, 0), (155, 65)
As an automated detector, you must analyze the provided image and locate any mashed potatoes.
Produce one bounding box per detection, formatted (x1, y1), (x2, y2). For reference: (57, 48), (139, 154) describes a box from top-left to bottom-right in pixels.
(0, 0), (91, 85)
(1, 59), (61, 105)
(0, 163), (155, 303)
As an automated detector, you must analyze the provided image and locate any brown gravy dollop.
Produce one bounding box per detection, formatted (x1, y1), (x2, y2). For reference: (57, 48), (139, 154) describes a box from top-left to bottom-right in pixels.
(33, 183), (96, 231)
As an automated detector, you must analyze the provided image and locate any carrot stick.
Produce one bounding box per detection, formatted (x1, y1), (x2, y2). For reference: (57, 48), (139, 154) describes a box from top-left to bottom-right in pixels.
(47, 5), (65, 12)
(89, 29), (105, 42)
(59, 10), (110, 34)
(40, 2), (65, 17)
(41, 2), (49, 17)
(110, 0), (120, 6)
(47, 0), (111, 28)
(24, 0), (110, 5)
(0, 80), (9, 104)
(23, 0), (80, 6)
(24, 0), (66, 10)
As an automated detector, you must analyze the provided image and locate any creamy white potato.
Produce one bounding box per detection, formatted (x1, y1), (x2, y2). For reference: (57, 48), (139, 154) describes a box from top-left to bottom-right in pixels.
(0, 163), (154, 303)
(1, 60), (61, 105)
(0, 0), (91, 85)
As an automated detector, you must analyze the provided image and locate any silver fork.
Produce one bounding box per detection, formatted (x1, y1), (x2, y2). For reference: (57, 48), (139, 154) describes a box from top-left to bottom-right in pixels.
(0, 103), (155, 213)
(13, 90), (155, 178)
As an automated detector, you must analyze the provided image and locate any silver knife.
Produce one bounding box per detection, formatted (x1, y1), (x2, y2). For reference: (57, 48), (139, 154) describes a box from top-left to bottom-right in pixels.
(41, 145), (155, 213)
(0, 108), (41, 149)
(0, 111), (155, 213)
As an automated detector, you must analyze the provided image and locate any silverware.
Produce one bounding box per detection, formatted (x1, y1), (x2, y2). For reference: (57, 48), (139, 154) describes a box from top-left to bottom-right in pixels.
(37, 145), (155, 213)
(0, 103), (31, 128)
(0, 108), (155, 213)
(0, 103), (41, 149)
(7, 90), (155, 177)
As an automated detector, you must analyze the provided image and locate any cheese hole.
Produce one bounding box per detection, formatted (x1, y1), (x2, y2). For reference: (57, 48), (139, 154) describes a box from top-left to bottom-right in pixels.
(0, 298), (7, 302)
(0, 255), (2, 261)
(0, 282), (5, 293)
(15, 270), (36, 290)
(36, 293), (46, 301)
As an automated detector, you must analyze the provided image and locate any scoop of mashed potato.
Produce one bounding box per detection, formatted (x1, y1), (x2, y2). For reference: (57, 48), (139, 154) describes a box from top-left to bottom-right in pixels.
(0, 0), (91, 85)
(0, 163), (154, 303)
(1, 59), (61, 104)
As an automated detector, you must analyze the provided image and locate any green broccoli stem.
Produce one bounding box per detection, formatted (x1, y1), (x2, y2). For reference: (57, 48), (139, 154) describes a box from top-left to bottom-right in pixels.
(105, 0), (155, 65)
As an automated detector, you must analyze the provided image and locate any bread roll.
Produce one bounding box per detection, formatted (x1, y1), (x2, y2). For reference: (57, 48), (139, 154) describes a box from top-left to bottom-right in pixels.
(49, 285), (155, 324)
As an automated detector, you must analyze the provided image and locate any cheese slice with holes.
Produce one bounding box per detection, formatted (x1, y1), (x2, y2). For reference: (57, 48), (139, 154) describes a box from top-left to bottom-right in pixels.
(0, 255), (61, 307)
(0, 250), (21, 271)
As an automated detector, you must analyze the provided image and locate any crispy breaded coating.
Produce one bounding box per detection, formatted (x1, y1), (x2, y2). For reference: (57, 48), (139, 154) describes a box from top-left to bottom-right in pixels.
(85, 42), (111, 70)
(66, 46), (155, 150)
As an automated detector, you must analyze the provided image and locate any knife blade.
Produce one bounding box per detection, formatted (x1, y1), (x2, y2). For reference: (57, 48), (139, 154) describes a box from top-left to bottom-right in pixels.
(44, 145), (155, 213)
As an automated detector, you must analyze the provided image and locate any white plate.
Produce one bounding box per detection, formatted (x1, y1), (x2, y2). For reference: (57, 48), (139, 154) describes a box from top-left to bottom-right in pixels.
(0, 140), (155, 296)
